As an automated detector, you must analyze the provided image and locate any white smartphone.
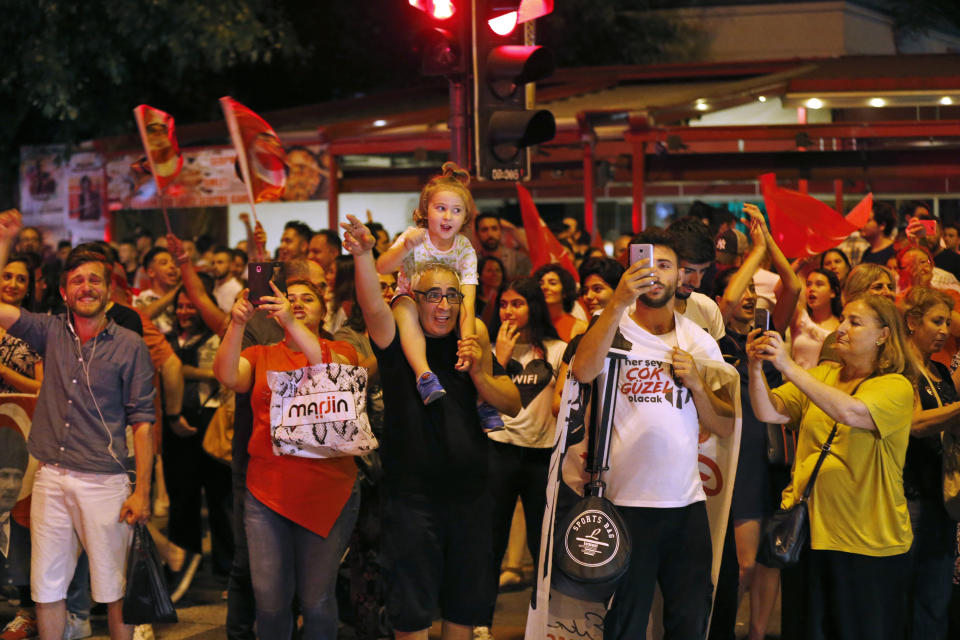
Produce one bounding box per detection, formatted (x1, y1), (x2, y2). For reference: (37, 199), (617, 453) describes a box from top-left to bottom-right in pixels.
(629, 243), (653, 268)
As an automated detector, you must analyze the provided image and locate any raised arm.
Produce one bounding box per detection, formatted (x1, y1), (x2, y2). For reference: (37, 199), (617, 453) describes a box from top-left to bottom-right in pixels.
(744, 204), (802, 332)
(572, 262), (655, 383)
(342, 215), (396, 348)
(752, 328), (877, 430)
(258, 281), (327, 365)
(167, 233), (228, 336)
(375, 227), (424, 274)
(213, 290), (255, 393)
(0, 210), (24, 329)
(718, 213), (766, 324)
(745, 328), (792, 424)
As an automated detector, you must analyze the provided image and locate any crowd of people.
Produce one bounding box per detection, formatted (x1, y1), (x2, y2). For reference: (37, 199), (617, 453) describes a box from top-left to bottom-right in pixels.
(0, 171), (959, 640)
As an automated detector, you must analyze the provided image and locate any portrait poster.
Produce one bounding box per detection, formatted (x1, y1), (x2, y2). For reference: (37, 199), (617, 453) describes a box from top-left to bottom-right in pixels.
(282, 145), (330, 202)
(19, 145), (67, 226)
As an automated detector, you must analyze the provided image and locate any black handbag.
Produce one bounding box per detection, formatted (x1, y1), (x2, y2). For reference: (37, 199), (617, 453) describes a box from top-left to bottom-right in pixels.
(122, 523), (178, 625)
(553, 353), (632, 602)
(757, 420), (840, 569)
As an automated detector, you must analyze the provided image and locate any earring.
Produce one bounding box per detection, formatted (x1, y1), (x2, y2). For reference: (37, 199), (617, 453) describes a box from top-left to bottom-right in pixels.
(876, 340), (884, 346)
(907, 328), (914, 336)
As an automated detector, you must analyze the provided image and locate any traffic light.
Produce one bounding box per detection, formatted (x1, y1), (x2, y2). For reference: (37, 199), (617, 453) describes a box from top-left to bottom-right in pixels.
(473, 0), (556, 181)
(409, 0), (469, 76)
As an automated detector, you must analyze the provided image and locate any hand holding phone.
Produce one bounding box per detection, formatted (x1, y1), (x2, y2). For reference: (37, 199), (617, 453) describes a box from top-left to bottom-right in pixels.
(919, 219), (937, 237)
(754, 307), (771, 332)
(249, 261), (286, 306)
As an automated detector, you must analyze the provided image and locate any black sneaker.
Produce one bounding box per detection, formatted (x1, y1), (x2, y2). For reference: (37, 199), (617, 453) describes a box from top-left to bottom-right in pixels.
(167, 552), (201, 604)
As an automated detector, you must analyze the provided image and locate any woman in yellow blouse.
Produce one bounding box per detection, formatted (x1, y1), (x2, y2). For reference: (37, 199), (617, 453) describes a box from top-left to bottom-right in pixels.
(746, 294), (913, 640)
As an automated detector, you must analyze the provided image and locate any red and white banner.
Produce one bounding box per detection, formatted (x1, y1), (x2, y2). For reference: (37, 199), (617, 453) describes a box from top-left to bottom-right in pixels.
(220, 97), (288, 205)
(132, 105), (184, 193)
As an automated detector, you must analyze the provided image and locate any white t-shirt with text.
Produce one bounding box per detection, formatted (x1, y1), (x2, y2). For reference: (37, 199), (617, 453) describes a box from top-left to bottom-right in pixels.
(603, 311), (723, 508)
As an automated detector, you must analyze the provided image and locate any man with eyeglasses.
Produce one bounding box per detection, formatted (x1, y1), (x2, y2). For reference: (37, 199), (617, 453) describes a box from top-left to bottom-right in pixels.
(342, 216), (520, 640)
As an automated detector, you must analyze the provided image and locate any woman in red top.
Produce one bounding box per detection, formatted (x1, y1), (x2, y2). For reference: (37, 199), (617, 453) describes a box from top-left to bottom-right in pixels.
(214, 280), (360, 640)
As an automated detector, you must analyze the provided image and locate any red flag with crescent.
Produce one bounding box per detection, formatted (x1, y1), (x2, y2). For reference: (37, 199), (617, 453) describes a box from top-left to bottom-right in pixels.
(132, 105), (183, 192)
(760, 173), (872, 258)
(517, 183), (579, 282)
(220, 97), (288, 204)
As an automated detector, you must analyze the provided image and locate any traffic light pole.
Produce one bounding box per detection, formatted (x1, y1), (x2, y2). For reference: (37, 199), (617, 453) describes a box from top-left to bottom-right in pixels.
(448, 74), (470, 169)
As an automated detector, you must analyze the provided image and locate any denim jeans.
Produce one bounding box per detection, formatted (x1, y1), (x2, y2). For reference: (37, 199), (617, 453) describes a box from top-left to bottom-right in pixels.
(244, 483), (359, 640)
(226, 469), (256, 640)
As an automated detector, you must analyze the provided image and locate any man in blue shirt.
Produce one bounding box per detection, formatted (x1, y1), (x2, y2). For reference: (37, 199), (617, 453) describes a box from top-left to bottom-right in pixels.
(0, 209), (155, 640)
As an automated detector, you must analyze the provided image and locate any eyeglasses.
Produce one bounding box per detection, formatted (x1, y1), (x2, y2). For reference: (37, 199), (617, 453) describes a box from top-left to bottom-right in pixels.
(413, 289), (463, 304)
(380, 281), (395, 291)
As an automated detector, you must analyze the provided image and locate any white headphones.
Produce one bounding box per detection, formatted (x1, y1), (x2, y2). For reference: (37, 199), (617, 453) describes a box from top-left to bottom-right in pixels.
(67, 309), (123, 470)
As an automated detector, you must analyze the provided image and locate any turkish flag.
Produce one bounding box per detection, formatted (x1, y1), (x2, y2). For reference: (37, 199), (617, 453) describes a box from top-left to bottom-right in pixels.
(517, 183), (579, 282)
(760, 173), (872, 258)
(132, 105), (183, 192)
(220, 97), (288, 204)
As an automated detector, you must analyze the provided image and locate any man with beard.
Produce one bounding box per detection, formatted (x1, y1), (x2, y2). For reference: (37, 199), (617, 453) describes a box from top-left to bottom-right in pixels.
(211, 246), (243, 313)
(0, 210), (154, 640)
(668, 217), (725, 340)
(475, 213), (531, 281)
(572, 227), (733, 640)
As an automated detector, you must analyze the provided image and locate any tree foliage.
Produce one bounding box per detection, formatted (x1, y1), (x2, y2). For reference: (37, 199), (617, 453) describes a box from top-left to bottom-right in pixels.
(0, 0), (709, 203)
(538, 0), (704, 67)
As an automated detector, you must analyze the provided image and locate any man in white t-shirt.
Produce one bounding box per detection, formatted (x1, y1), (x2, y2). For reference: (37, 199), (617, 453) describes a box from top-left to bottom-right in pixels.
(571, 228), (734, 640)
(210, 246), (243, 312)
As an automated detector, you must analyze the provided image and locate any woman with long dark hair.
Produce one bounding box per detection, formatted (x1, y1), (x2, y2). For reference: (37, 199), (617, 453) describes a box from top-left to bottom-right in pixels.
(0, 252), (41, 393)
(477, 277), (566, 631)
(214, 280), (361, 639)
(476, 255), (506, 329)
(534, 263), (587, 341)
(164, 279), (234, 579)
(820, 248), (852, 286)
(790, 267), (842, 370)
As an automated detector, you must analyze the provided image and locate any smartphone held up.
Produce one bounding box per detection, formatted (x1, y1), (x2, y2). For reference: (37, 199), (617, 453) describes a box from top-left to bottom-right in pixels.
(249, 261), (287, 306)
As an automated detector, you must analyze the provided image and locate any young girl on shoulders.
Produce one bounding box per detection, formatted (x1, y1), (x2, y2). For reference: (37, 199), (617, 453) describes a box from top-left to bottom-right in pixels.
(376, 162), (502, 428)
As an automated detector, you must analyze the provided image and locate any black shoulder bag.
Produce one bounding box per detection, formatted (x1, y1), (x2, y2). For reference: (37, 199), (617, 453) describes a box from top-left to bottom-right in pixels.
(552, 352), (632, 602)
(757, 379), (867, 568)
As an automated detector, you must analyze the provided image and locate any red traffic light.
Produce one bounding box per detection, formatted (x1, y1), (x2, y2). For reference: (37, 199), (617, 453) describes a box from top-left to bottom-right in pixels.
(409, 0), (455, 20)
(484, 0), (553, 35)
(488, 11), (518, 35)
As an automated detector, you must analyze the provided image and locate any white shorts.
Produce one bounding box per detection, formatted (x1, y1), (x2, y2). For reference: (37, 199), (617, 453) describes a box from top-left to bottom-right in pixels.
(30, 464), (132, 604)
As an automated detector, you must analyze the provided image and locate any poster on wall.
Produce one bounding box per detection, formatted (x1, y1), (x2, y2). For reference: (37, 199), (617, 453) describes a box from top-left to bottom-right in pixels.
(64, 152), (108, 242)
(282, 145), (330, 202)
(19, 145), (66, 226)
(105, 143), (330, 211)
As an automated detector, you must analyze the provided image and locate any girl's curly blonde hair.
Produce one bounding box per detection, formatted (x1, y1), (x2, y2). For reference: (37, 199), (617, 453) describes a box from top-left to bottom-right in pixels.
(413, 162), (477, 229)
